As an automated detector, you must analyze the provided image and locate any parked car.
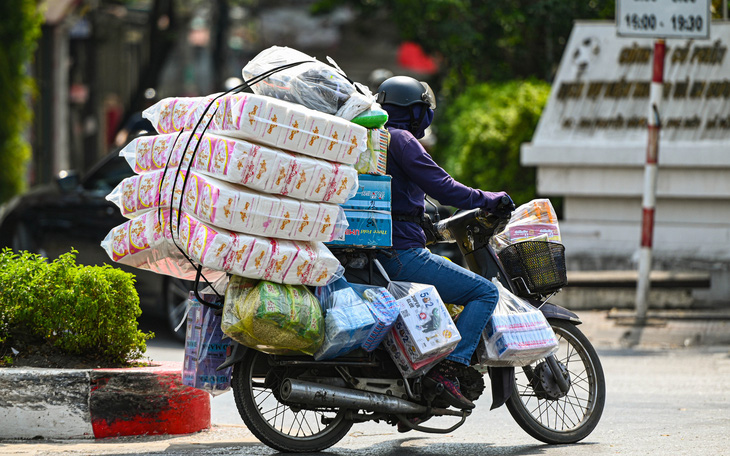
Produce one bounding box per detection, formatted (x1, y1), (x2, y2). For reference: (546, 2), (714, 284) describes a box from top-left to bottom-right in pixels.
(0, 142), (191, 341)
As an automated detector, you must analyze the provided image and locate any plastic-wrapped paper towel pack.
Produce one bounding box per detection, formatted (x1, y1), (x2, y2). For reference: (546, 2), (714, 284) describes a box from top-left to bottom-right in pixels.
(142, 93), (368, 165)
(119, 131), (358, 204)
(101, 208), (340, 286)
(106, 168), (347, 242)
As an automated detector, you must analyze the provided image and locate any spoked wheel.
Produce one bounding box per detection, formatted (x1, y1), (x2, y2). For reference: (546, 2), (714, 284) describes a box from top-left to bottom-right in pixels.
(506, 319), (606, 444)
(232, 349), (353, 453)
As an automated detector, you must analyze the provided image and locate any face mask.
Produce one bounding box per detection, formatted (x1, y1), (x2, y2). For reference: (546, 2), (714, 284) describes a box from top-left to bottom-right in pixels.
(411, 105), (434, 139)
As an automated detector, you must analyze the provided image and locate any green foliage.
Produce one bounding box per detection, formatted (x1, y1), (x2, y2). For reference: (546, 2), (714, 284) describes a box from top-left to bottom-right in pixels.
(317, 0), (614, 93)
(433, 79), (551, 205)
(0, 249), (153, 366)
(0, 1), (42, 204)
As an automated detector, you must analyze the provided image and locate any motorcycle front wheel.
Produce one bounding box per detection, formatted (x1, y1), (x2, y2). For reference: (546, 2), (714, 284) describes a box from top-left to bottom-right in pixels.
(231, 349), (353, 453)
(506, 318), (606, 444)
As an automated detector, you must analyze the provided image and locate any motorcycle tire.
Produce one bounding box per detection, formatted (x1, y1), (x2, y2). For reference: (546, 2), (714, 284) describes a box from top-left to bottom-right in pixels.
(506, 318), (606, 444)
(231, 349), (353, 453)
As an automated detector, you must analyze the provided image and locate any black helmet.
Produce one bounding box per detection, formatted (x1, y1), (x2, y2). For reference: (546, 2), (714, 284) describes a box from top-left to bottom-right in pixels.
(376, 76), (436, 109)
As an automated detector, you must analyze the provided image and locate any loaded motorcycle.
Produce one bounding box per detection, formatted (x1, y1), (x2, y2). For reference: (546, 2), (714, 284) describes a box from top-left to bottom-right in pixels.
(216, 201), (606, 453)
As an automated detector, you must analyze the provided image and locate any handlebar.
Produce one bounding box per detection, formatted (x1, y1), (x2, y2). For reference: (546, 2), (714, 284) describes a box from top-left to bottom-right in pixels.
(430, 196), (514, 245)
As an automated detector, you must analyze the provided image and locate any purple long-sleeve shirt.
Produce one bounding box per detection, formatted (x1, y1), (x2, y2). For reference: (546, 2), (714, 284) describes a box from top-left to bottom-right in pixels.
(386, 127), (495, 249)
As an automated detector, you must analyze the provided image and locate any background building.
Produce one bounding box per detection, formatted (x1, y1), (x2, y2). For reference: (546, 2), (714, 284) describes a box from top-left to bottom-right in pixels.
(522, 21), (730, 307)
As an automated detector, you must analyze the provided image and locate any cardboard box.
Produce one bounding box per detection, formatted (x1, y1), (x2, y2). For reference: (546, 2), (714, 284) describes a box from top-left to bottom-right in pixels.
(341, 175), (391, 211)
(390, 286), (461, 362)
(326, 210), (392, 248)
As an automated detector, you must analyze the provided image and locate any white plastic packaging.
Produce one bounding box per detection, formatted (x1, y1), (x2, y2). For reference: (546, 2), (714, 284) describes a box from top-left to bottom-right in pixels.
(119, 131), (359, 204)
(476, 279), (559, 367)
(242, 46), (374, 120)
(106, 168), (348, 243)
(101, 209), (342, 286)
(141, 93), (368, 166)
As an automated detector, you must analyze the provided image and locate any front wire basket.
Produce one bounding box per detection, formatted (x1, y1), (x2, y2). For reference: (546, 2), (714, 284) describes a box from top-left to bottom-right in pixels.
(497, 241), (567, 295)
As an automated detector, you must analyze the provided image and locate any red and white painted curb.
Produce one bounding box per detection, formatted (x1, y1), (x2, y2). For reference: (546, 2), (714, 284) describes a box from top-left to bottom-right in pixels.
(0, 361), (210, 439)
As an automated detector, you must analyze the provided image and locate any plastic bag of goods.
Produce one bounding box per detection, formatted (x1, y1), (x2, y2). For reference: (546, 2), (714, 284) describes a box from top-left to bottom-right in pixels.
(182, 292), (232, 396)
(490, 199), (561, 253)
(142, 93), (367, 165)
(354, 128), (388, 176)
(312, 279), (399, 360)
(118, 131), (359, 204)
(476, 279), (559, 367)
(242, 46), (373, 120)
(350, 104), (389, 129)
(313, 281), (375, 360)
(106, 168), (348, 242)
(221, 276), (324, 355)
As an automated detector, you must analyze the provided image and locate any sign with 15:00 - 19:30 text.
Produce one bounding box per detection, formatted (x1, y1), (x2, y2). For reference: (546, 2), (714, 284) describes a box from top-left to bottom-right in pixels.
(617, 0), (710, 39)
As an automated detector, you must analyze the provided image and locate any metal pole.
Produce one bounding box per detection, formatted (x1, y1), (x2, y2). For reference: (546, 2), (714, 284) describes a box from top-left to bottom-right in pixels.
(635, 39), (665, 323)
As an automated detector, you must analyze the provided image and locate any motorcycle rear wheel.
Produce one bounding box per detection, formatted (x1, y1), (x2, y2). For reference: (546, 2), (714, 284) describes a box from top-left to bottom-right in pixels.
(506, 318), (606, 444)
(232, 349), (353, 453)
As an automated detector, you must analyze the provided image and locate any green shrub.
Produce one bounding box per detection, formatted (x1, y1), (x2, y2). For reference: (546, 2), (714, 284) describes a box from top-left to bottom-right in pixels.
(433, 79), (551, 205)
(0, 249), (153, 366)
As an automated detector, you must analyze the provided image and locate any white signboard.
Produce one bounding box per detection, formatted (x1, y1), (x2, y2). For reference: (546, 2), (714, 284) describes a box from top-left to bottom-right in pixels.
(531, 22), (729, 146)
(617, 0), (710, 39)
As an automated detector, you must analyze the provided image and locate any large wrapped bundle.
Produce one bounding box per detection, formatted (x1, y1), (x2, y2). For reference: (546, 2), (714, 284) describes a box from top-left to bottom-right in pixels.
(242, 46), (373, 121)
(313, 286), (376, 361)
(313, 279), (399, 359)
(101, 209), (340, 286)
(97, 209), (224, 281)
(105, 168), (347, 242)
(221, 276), (324, 355)
(142, 93), (367, 165)
(119, 131), (358, 204)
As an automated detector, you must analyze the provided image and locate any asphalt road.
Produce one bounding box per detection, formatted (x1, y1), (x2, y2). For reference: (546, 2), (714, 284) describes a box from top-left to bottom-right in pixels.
(3, 315), (729, 455)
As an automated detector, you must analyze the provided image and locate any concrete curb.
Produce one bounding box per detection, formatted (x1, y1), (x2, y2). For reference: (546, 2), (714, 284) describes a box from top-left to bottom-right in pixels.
(0, 361), (210, 440)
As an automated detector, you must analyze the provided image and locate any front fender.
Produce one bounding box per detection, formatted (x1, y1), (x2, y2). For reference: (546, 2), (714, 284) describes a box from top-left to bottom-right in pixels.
(217, 340), (248, 371)
(527, 299), (582, 325)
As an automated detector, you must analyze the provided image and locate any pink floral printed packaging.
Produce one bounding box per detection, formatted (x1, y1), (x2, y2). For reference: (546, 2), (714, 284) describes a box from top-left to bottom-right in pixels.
(141, 93), (367, 166)
(102, 209), (341, 286)
(106, 169), (347, 243)
(119, 132), (357, 204)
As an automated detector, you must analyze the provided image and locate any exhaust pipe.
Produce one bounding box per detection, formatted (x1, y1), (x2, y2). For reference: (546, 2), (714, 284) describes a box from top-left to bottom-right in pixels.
(280, 378), (428, 415)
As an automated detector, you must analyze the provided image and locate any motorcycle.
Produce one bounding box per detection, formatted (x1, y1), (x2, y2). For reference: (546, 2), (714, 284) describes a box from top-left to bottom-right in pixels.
(217, 202), (606, 453)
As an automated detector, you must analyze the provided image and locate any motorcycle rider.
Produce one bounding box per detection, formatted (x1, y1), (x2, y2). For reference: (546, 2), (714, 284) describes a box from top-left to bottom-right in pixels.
(375, 76), (514, 411)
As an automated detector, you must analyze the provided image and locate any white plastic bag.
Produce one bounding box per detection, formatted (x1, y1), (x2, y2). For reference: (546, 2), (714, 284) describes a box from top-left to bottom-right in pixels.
(490, 199), (561, 253)
(242, 46), (374, 120)
(477, 279), (559, 367)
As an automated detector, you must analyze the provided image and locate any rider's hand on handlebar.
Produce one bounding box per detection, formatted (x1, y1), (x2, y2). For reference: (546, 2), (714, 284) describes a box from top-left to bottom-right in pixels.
(483, 192), (515, 218)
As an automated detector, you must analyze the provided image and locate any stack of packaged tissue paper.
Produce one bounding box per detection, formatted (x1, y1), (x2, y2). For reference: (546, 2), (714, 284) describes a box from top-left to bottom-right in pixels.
(101, 46), (390, 287)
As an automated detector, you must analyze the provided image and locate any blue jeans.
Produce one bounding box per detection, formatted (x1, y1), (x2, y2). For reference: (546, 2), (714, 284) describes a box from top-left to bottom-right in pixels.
(376, 248), (498, 366)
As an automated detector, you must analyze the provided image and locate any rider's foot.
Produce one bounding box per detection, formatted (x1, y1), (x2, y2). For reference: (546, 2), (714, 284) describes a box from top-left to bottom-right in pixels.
(425, 359), (475, 410)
